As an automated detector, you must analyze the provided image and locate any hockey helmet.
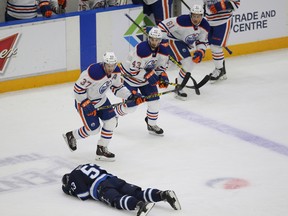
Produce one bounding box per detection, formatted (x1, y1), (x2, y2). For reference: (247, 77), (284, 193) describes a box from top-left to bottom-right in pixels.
(103, 52), (117, 65)
(148, 27), (163, 39)
(190, 4), (204, 15)
(62, 173), (70, 187)
(190, 4), (204, 26)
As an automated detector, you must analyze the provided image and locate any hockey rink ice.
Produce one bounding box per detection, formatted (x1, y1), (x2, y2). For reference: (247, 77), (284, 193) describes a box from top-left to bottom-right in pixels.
(1, 48), (288, 216)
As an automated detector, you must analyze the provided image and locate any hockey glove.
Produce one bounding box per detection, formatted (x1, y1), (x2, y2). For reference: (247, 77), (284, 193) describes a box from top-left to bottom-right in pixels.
(126, 90), (145, 107)
(192, 49), (205, 63)
(210, 0), (233, 14)
(158, 72), (169, 88)
(144, 70), (159, 86)
(80, 99), (97, 117)
(39, 1), (53, 18)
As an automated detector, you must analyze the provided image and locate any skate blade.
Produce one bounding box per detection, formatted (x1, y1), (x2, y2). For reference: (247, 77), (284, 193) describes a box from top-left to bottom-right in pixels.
(138, 203), (155, 216)
(148, 131), (164, 136)
(168, 191), (182, 210)
(210, 75), (227, 84)
(95, 155), (116, 162)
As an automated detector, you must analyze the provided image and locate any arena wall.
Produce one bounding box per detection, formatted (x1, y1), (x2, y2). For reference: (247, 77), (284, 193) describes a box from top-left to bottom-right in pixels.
(0, 1), (287, 93)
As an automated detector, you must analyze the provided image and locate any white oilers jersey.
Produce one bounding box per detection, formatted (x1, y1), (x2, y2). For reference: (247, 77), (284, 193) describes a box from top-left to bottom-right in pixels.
(6, 0), (60, 19)
(204, 0), (241, 26)
(74, 63), (131, 107)
(120, 41), (169, 87)
(7, 0), (39, 19)
(158, 14), (210, 51)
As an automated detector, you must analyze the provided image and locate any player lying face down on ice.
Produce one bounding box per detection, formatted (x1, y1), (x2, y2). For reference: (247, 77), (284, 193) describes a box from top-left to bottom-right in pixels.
(61, 163), (181, 216)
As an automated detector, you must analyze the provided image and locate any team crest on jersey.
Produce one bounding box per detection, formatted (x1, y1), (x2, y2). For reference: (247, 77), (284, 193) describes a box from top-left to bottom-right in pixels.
(185, 34), (199, 46)
(144, 59), (157, 71)
(99, 80), (112, 94)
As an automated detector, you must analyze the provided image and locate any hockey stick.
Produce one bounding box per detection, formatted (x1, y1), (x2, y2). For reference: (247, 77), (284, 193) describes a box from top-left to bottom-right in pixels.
(180, 0), (232, 55)
(120, 72), (193, 90)
(97, 72), (191, 111)
(180, 0), (191, 11)
(124, 13), (206, 95)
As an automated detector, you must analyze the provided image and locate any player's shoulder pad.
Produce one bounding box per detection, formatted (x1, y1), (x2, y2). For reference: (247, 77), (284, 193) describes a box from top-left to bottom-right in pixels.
(176, 14), (192, 27)
(88, 63), (106, 80)
(158, 44), (170, 56)
(112, 65), (121, 74)
(136, 41), (152, 58)
(199, 18), (210, 32)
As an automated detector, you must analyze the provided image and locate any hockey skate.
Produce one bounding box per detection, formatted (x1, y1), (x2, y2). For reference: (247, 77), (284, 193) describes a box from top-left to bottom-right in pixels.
(160, 190), (181, 210)
(62, 131), (77, 151)
(136, 201), (155, 216)
(96, 145), (115, 162)
(145, 117), (164, 136)
(209, 61), (227, 83)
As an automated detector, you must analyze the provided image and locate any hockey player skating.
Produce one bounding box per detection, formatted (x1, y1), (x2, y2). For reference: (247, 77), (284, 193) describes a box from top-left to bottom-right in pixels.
(63, 52), (144, 161)
(117, 27), (170, 136)
(204, 0), (241, 82)
(158, 4), (210, 100)
(62, 163), (181, 216)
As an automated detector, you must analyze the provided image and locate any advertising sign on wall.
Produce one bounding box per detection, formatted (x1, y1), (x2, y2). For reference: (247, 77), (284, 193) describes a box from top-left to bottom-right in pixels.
(96, 7), (143, 63)
(229, 0), (287, 44)
(183, 0), (287, 45)
(0, 20), (67, 81)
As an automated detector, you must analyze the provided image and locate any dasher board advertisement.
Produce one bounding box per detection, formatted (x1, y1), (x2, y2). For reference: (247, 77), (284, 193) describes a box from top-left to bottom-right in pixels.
(181, 0), (287, 45)
(0, 20), (67, 81)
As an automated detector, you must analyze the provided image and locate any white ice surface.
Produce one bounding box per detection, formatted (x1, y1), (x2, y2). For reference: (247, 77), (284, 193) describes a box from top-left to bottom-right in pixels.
(1, 49), (288, 216)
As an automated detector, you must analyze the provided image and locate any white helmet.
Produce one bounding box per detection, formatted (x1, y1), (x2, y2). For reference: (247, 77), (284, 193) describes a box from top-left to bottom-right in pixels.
(148, 27), (162, 39)
(191, 4), (204, 15)
(103, 52), (117, 65)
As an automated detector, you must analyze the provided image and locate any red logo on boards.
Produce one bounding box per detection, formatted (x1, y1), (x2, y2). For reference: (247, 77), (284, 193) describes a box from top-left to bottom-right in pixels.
(0, 33), (20, 74)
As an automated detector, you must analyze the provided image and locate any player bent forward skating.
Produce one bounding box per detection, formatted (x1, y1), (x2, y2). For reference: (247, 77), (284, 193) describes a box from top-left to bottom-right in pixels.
(63, 52), (144, 161)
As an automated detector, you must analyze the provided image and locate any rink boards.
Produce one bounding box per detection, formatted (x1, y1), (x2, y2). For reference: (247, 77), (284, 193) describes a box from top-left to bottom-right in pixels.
(0, 2), (287, 93)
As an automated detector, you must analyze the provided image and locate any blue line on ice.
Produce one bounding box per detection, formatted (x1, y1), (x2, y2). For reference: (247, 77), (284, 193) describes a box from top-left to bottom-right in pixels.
(163, 103), (288, 157)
